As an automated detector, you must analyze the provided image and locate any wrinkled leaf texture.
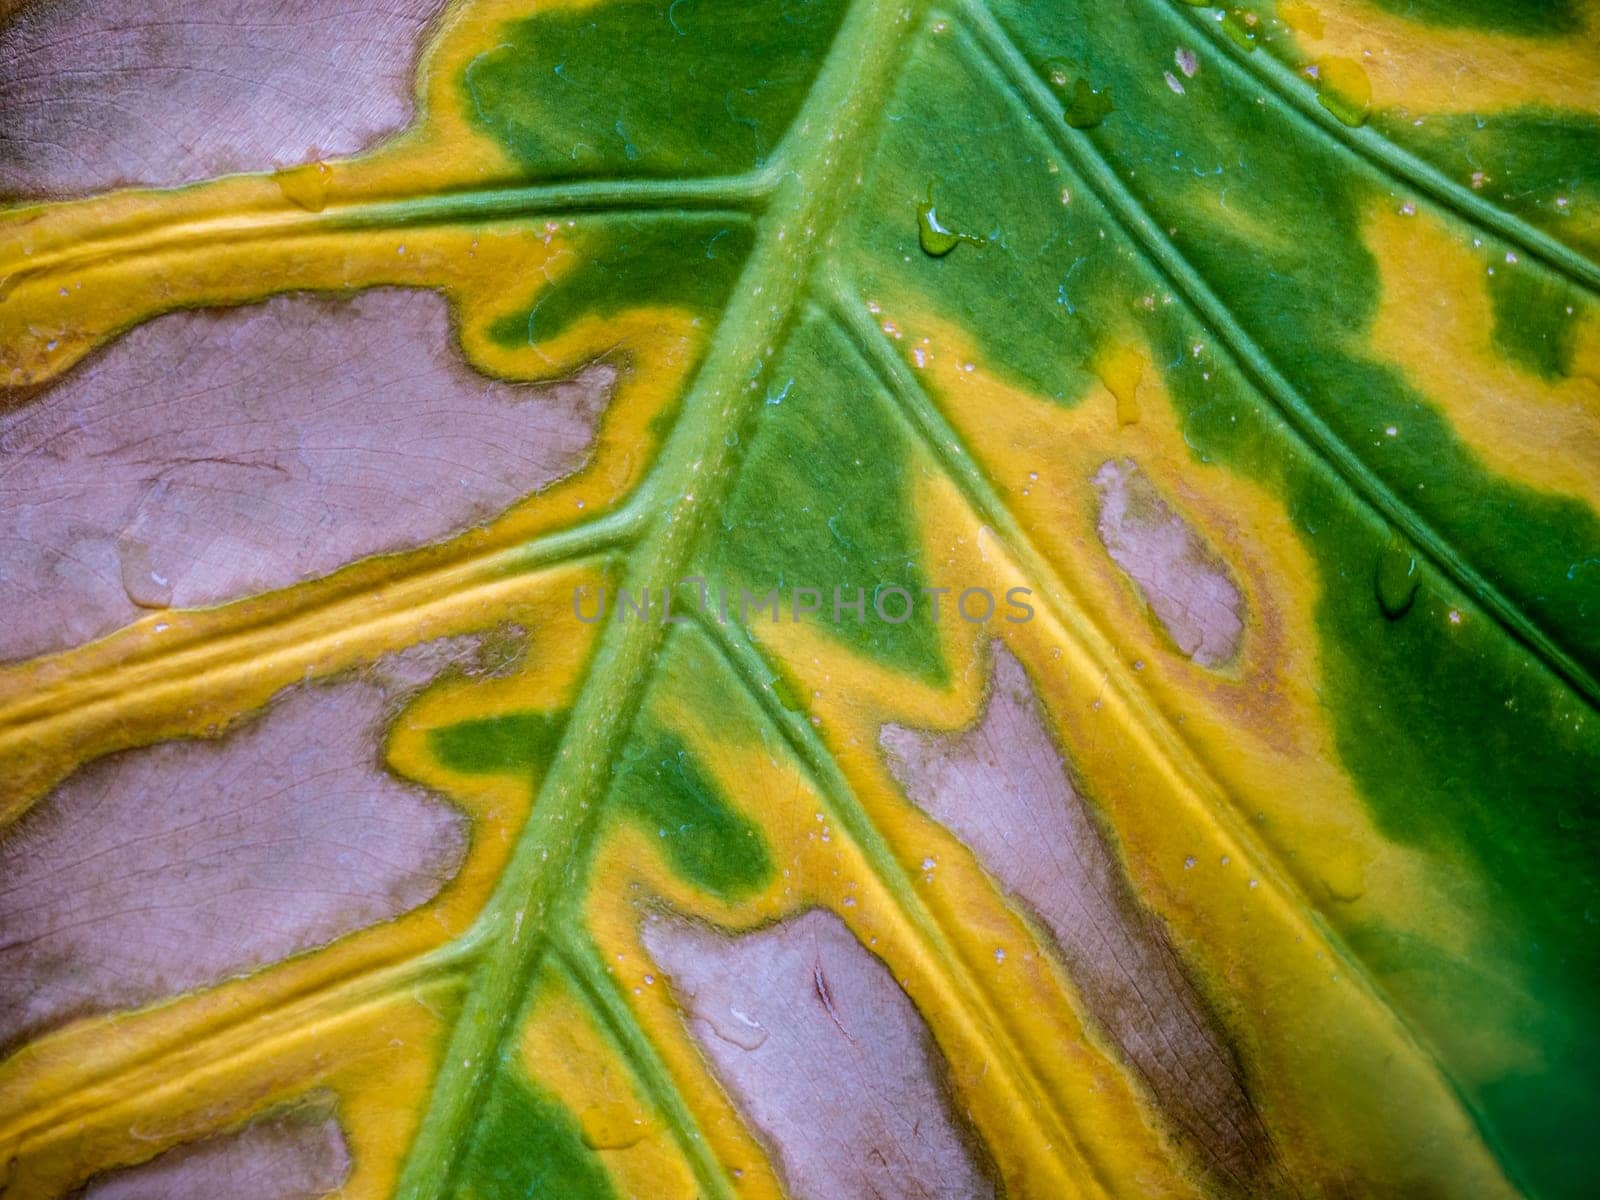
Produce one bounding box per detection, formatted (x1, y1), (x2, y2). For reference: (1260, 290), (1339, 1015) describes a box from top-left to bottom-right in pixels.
(1, 1), (1598, 1198)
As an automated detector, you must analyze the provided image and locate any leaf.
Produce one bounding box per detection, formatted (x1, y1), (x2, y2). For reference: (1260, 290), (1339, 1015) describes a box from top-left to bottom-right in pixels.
(1, 1), (1597, 1197)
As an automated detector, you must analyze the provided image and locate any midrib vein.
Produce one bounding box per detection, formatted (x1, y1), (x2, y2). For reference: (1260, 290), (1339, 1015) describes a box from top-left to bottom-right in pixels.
(391, 2), (920, 1195)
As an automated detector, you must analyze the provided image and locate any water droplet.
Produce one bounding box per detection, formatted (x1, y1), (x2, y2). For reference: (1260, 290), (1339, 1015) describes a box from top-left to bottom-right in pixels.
(119, 537), (173, 609)
(1094, 342), (1143, 425)
(1041, 57), (1113, 128)
(1313, 58), (1371, 127)
(1063, 78), (1114, 128)
(1278, 0), (1325, 38)
(1375, 540), (1419, 619)
(580, 1103), (648, 1150)
(1183, 855), (1198, 869)
(1221, 9), (1260, 51)
(916, 185), (985, 257)
(272, 160), (333, 212)
(707, 1004), (769, 1051)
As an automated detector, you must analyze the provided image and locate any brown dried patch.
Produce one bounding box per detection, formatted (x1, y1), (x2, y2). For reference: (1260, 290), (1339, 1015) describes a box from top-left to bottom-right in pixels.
(0, 0), (446, 198)
(880, 645), (1276, 1191)
(1093, 457), (1245, 668)
(76, 1106), (349, 1200)
(642, 908), (994, 1200)
(0, 638), (476, 1046)
(0, 288), (612, 662)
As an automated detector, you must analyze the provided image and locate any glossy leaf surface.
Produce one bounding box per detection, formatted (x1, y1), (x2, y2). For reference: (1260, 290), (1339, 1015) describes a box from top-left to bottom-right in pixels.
(1, 1), (1598, 1197)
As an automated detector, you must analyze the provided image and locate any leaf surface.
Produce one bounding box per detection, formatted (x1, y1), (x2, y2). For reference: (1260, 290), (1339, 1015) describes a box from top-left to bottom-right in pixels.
(2, 1), (1598, 1198)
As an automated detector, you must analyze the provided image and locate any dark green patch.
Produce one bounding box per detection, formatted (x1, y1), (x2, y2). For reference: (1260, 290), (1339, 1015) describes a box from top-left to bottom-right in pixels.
(489, 215), (754, 349)
(1487, 252), (1585, 379)
(607, 724), (771, 899)
(714, 313), (947, 681)
(462, 0), (847, 178)
(460, 1067), (616, 1200)
(430, 711), (568, 777)
(1368, 0), (1581, 36)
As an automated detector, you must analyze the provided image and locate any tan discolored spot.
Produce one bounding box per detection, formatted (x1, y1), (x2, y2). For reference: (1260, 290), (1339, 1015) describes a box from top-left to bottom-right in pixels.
(0, 637), (479, 1047)
(0, 0), (446, 199)
(880, 645), (1275, 1191)
(0, 287), (613, 662)
(76, 1106), (350, 1200)
(1093, 457), (1246, 668)
(642, 908), (995, 1200)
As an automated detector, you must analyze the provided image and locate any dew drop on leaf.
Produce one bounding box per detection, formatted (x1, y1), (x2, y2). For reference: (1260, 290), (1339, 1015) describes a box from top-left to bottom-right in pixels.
(1220, 8), (1260, 51)
(272, 160), (333, 212)
(1375, 540), (1420, 620)
(1314, 58), (1372, 128)
(579, 1102), (647, 1151)
(706, 1004), (769, 1051)
(1063, 78), (1114, 129)
(916, 185), (985, 257)
(1093, 342), (1143, 425)
(1040, 57), (1112, 129)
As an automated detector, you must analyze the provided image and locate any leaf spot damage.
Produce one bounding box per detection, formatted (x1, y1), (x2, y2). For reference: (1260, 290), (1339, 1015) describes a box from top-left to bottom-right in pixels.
(880, 644), (1278, 1190)
(76, 1103), (350, 1200)
(1092, 457), (1246, 668)
(0, 288), (614, 662)
(0, 636), (479, 1046)
(643, 908), (995, 1200)
(0, 0), (447, 198)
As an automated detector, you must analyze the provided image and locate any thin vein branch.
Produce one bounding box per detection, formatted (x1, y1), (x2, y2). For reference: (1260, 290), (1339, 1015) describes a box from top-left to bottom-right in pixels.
(554, 933), (739, 1200)
(391, 3), (923, 1194)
